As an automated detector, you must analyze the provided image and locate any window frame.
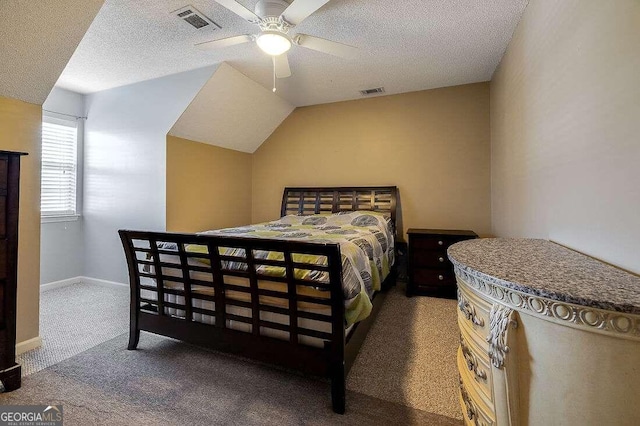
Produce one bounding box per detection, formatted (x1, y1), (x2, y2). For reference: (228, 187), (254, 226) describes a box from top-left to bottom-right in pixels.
(40, 113), (82, 223)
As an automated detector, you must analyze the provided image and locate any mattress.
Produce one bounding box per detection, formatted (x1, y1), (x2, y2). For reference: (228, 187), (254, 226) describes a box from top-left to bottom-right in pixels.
(198, 211), (395, 323)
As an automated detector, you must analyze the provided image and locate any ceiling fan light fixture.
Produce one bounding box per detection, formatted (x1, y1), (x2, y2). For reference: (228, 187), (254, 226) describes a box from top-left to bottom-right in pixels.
(256, 31), (291, 56)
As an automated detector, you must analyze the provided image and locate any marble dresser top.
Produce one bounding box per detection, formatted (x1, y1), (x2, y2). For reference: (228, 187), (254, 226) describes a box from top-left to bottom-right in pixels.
(448, 238), (640, 315)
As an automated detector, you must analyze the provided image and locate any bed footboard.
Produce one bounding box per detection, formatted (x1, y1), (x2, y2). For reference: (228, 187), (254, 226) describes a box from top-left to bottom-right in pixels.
(119, 230), (347, 413)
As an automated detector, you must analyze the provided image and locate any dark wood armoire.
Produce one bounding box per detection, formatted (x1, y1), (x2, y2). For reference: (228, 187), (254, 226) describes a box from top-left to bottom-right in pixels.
(0, 151), (26, 392)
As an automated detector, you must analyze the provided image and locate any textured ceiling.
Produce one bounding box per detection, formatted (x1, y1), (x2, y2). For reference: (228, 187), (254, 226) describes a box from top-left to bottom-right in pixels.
(169, 63), (294, 152)
(56, 0), (528, 106)
(0, 0), (104, 104)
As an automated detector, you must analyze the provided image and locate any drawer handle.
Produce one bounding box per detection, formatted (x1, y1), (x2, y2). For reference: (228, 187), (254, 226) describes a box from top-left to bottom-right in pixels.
(438, 256), (444, 263)
(459, 377), (477, 422)
(461, 338), (488, 382)
(438, 275), (444, 281)
(458, 291), (485, 327)
(438, 240), (444, 246)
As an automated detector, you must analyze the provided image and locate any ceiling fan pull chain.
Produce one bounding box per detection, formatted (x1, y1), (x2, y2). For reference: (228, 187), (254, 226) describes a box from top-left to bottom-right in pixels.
(272, 56), (277, 92)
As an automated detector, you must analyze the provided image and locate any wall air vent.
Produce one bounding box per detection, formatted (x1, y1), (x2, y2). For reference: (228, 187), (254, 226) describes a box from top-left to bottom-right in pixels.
(172, 5), (220, 30)
(360, 87), (385, 96)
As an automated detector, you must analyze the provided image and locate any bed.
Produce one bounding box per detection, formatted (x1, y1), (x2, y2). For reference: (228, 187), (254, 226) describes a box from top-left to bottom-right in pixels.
(119, 186), (398, 414)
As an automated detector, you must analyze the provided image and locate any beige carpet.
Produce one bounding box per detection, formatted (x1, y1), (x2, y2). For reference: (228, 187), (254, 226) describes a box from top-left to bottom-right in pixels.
(4, 283), (463, 424)
(348, 285), (462, 419)
(1, 333), (461, 425)
(17, 282), (129, 375)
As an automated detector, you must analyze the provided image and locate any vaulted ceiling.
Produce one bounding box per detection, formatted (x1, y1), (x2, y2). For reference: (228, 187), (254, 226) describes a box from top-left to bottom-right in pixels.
(56, 0), (528, 107)
(0, 0), (104, 104)
(169, 63), (294, 152)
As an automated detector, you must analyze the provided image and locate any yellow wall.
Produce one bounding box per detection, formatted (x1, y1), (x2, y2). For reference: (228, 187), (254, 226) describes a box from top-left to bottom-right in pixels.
(0, 96), (42, 343)
(251, 83), (491, 240)
(490, 0), (640, 273)
(166, 135), (252, 232)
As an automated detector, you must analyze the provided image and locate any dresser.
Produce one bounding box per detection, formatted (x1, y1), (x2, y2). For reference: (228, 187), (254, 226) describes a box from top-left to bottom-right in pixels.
(448, 238), (640, 425)
(0, 151), (26, 392)
(406, 229), (477, 298)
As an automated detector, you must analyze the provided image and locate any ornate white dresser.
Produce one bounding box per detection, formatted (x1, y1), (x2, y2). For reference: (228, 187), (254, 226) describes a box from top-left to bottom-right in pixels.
(448, 238), (640, 426)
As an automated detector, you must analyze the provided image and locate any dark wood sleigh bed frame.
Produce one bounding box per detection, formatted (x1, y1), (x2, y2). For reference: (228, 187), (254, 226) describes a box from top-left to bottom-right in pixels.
(119, 186), (398, 414)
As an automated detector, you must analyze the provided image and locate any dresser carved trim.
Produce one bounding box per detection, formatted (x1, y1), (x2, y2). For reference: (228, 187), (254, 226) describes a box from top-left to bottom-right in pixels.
(454, 264), (640, 341)
(450, 238), (640, 425)
(486, 305), (516, 369)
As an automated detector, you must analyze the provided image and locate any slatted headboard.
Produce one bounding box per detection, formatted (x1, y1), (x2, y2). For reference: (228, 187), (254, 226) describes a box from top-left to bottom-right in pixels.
(281, 186), (398, 227)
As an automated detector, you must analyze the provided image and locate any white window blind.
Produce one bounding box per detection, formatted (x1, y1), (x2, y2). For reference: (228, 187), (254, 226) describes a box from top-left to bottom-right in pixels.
(41, 118), (78, 216)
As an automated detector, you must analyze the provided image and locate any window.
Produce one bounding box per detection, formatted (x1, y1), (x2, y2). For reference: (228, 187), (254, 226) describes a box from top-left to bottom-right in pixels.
(41, 117), (78, 218)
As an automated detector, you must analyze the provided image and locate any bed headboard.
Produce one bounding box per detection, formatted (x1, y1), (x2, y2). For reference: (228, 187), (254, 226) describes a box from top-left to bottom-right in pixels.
(281, 186), (398, 226)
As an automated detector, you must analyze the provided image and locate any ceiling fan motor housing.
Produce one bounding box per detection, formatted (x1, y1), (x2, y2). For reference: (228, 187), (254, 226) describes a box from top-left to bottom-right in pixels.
(255, 0), (289, 19)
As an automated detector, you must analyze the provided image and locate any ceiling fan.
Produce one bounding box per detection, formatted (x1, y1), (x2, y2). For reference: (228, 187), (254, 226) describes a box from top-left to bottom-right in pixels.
(196, 0), (357, 84)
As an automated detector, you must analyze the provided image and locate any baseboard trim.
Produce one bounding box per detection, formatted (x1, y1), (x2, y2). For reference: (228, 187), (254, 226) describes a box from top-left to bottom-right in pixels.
(16, 336), (42, 355)
(80, 276), (128, 289)
(40, 276), (84, 292)
(40, 276), (128, 293)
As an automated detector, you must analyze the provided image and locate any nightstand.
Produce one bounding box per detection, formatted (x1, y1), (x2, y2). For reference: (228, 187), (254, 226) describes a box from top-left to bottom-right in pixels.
(406, 228), (478, 298)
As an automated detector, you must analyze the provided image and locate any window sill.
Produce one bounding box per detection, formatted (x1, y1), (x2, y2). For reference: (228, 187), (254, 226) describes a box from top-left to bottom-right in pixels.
(41, 215), (80, 224)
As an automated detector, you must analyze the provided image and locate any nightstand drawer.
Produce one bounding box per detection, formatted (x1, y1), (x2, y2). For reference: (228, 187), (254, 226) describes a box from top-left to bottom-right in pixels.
(406, 228), (477, 298)
(412, 268), (455, 286)
(411, 249), (449, 268)
(411, 236), (455, 251)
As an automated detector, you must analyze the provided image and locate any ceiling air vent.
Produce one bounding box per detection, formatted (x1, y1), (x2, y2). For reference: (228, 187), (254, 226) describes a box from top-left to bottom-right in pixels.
(172, 5), (220, 30)
(360, 87), (385, 96)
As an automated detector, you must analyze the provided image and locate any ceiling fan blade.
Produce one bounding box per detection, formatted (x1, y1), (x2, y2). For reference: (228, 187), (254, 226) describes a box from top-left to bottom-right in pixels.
(214, 0), (261, 23)
(281, 0), (330, 26)
(274, 53), (292, 78)
(295, 34), (357, 58)
(195, 34), (254, 51)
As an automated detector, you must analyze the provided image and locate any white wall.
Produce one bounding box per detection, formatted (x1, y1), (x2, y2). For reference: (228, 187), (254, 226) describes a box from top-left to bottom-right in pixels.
(83, 66), (217, 283)
(41, 87), (86, 284)
(491, 0), (640, 273)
